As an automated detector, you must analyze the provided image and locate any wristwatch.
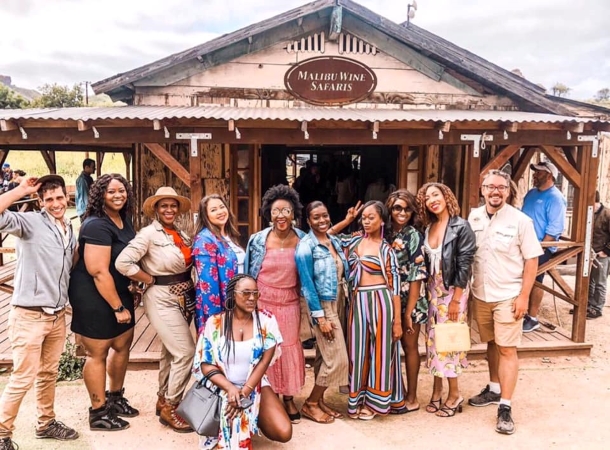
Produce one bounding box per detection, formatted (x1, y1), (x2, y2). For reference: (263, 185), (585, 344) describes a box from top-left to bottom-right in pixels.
(113, 304), (125, 313)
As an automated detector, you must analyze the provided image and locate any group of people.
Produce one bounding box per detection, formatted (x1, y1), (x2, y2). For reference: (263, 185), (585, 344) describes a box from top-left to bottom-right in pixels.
(0, 157), (606, 450)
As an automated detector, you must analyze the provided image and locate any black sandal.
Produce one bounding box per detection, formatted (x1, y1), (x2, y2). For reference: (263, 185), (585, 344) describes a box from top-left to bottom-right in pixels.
(283, 397), (301, 424)
(426, 398), (442, 413)
(436, 398), (464, 418)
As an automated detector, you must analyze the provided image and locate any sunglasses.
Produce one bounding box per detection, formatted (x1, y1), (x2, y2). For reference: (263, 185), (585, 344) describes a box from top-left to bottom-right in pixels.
(391, 205), (412, 213)
(235, 290), (260, 299)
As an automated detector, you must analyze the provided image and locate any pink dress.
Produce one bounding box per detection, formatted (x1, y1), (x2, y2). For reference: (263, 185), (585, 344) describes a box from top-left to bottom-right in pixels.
(257, 248), (305, 395)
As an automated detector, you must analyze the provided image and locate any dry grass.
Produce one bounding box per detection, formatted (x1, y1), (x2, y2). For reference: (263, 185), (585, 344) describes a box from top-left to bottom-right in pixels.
(5, 150), (128, 186)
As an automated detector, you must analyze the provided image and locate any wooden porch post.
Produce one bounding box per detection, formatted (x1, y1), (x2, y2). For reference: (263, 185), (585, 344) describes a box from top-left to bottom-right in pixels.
(190, 143), (202, 216)
(464, 144), (481, 215)
(571, 144), (599, 342)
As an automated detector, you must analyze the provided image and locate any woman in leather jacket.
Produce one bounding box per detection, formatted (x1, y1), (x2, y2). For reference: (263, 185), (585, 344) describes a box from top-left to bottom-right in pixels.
(416, 183), (476, 418)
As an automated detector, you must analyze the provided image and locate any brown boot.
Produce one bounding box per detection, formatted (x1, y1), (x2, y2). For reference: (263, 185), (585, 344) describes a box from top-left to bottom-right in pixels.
(159, 402), (193, 433)
(155, 394), (166, 417)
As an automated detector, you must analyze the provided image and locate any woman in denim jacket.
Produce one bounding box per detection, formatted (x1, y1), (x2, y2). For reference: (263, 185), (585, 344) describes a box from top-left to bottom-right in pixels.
(244, 185), (306, 422)
(295, 201), (350, 424)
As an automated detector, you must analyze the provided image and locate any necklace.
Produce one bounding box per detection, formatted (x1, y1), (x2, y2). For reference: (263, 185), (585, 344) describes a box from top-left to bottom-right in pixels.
(274, 229), (291, 252)
(234, 315), (252, 335)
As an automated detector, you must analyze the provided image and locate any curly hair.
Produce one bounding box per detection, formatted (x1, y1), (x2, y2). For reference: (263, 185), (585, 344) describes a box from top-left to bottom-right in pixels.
(195, 194), (240, 245)
(260, 184), (303, 225)
(223, 274), (262, 360)
(416, 183), (460, 227)
(386, 189), (423, 232)
(84, 173), (134, 219)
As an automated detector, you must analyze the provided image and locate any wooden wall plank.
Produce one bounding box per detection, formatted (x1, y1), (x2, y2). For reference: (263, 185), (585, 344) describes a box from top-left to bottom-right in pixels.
(143, 143), (190, 187)
(424, 144), (439, 183)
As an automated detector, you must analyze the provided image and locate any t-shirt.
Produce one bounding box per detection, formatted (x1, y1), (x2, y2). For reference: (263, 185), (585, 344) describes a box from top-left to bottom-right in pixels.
(522, 186), (566, 252)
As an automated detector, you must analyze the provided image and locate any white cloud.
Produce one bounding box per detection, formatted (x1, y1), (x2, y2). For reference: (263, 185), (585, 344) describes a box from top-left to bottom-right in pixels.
(1, 0), (608, 100)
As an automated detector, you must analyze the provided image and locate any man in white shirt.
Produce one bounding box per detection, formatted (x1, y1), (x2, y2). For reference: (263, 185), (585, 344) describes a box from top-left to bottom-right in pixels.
(467, 170), (543, 435)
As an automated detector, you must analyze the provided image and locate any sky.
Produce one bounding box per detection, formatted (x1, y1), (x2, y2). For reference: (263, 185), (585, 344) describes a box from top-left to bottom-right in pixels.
(1, 0), (609, 100)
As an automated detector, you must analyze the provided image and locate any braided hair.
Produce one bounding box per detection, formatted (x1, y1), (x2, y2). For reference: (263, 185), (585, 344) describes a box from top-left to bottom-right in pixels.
(223, 274), (263, 360)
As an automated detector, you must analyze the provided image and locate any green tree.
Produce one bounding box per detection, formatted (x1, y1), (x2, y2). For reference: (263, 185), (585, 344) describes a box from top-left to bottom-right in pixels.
(0, 84), (30, 109)
(551, 82), (571, 97)
(595, 88), (610, 102)
(31, 83), (84, 108)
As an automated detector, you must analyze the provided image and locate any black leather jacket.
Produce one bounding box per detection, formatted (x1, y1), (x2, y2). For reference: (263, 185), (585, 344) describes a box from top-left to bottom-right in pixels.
(427, 216), (476, 290)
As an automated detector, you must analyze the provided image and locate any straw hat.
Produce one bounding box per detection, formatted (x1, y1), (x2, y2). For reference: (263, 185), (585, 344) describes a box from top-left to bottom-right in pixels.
(142, 187), (191, 218)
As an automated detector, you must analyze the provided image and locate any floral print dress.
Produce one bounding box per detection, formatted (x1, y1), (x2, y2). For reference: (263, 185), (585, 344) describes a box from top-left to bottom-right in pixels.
(388, 225), (428, 323)
(193, 310), (283, 450)
(424, 228), (468, 378)
(192, 228), (239, 335)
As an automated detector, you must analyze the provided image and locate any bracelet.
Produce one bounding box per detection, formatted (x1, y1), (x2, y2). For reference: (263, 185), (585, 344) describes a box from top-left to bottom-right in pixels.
(244, 383), (255, 392)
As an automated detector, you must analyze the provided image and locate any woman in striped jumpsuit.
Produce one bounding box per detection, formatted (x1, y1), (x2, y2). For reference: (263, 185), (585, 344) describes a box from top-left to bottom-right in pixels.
(339, 201), (405, 420)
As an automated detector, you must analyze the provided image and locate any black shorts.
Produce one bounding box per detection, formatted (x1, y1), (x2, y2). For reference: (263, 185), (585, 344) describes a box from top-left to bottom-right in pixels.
(536, 249), (553, 283)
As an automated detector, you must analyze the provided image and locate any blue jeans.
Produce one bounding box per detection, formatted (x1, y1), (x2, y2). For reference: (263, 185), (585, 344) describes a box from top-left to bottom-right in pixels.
(588, 255), (610, 312)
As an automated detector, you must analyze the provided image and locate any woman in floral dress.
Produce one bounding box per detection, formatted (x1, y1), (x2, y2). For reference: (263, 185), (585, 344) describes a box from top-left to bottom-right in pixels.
(386, 189), (428, 413)
(416, 183), (476, 418)
(193, 274), (291, 449)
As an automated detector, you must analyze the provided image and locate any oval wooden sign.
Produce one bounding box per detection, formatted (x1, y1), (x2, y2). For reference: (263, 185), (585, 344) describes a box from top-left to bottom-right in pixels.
(284, 56), (377, 106)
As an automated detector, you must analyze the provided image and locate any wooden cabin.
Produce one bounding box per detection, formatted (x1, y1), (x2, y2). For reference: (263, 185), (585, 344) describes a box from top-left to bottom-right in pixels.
(1, 0), (609, 350)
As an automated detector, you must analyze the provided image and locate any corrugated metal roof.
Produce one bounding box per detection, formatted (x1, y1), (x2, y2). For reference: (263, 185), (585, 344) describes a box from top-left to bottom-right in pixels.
(0, 106), (606, 124)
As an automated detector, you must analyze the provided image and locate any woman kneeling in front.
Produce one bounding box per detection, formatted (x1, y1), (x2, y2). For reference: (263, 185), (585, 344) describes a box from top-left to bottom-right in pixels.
(193, 274), (292, 450)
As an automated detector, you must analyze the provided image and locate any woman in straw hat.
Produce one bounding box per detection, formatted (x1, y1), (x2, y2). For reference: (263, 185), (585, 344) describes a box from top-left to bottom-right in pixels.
(116, 186), (195, 433)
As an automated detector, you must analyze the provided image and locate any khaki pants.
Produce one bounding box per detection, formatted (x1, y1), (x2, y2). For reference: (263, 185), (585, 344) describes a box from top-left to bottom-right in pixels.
(0, 307), (66, 438)
(144, 287), (195, 404)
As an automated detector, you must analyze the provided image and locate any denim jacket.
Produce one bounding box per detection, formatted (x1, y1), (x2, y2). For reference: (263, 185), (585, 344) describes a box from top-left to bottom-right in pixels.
(295, 230), (350, 319)
(244, 227), (307, 279)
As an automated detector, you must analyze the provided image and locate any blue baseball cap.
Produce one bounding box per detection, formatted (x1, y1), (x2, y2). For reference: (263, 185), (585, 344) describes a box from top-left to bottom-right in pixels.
(2, 163), (9, 168)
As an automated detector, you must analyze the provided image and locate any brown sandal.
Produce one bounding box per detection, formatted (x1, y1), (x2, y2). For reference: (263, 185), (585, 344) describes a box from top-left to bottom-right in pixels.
(319, 399), (344, 419)
(301, 401), (335, 424)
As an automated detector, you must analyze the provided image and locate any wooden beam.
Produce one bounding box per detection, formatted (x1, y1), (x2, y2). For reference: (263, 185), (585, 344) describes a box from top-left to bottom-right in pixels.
(539, 145), (581, 188)
(562, 146), (578, 168)
(480, 144), (521, 182)
(0, 119), (18, 132)
(593, 123), (610, 133)
(547, 267), (575, 301)
(328, 5), (343, 41)
(143, 143), (191, 187)
(512, 147), (536, 181)
(564, 122), (585, 133)
(436, 121), (451, 133)
(537, 247), (582, 275)
(77, 120), (90, 131)
(572, 143), (599, 342)
(465, 144), (481, 214)
(0, 127), (597, 146)
(39, 150), (56, 173)
(502, 122), (519, 133)
(424, 144), (439, 182)
(123, 152), (132, 182)
(96, 151), (105, 177)
(189, 143), (202, 213)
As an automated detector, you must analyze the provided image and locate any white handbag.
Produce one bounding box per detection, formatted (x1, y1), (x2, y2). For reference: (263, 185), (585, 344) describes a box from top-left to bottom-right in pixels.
(434, 322), (471, 353)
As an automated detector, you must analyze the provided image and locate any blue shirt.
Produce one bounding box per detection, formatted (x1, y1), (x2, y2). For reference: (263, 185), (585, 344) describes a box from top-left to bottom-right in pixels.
(522, 186), (567, 252)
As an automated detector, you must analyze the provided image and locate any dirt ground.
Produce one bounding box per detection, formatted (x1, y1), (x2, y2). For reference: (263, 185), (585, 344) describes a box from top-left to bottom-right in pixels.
(1, 273), (608, 450)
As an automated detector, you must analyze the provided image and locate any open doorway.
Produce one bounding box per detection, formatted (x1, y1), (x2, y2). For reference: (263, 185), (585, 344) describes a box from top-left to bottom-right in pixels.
(261, 145), (399, 227)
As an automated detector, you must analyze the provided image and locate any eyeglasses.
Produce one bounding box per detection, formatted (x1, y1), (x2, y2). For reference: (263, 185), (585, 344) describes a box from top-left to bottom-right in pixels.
(271, 207), (293, 217)
(235, 290), (260, 299)
(482, 185), (509, 192)
(391, 205), (412, 214)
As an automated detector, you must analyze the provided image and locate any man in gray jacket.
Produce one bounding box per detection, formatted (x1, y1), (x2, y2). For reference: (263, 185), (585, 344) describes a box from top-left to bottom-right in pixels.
(0, 175), (79, 450)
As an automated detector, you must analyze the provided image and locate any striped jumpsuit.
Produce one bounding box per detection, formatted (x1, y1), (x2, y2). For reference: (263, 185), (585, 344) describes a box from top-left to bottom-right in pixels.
(342, 234), (406, 415)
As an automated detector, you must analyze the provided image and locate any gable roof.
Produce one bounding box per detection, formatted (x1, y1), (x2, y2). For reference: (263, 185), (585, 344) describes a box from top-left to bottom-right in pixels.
(92, 0), (571, 115)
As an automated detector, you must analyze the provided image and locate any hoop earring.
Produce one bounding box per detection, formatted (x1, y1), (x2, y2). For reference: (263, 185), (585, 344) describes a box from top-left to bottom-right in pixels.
(291, 220), (297, 228)
(269, 221), (274, 228)
(225, 298), (235, 311)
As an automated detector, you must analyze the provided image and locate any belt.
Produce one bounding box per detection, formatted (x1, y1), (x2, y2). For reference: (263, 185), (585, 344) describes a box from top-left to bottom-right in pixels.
(15, 305), (64, 314)
(155, 271), (192, 286)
